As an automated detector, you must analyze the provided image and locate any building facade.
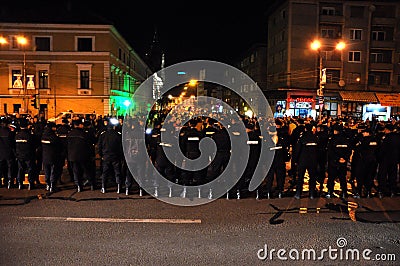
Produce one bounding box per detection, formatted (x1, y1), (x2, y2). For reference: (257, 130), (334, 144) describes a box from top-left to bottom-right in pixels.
(0, 22), (152, 119)
(266, 0), (400, 120)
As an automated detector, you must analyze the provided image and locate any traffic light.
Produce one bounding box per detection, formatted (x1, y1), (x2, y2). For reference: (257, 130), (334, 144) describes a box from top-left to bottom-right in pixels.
(30, 94), (38, 109)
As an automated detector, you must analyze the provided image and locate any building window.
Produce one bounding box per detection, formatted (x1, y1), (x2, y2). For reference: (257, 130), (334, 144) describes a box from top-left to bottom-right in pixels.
(372, 31), (385, 41)
(350, 6), (364, 18)
(80, 70), (90, 88)
(38, 70), (49, 88)
(35, 37), (51, 51)
(77, 37), (93, 51)
(326, 69), (340, 84)
(350, 29), (362, 40)
(347, 72), (361, 84)
(368, 72), (390, 85)
(321, 7), (335, 16)
(348, 51), (361, 62)
(118, 48), (122, 60)
(10, 36), (22, 49)
(11, 69), (22, 88)
(321, 29), (334, 38)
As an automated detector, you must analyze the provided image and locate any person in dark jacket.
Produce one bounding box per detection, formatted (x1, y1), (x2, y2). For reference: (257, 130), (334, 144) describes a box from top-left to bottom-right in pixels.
(263, 124), (290, 199)
(15, 119), (36, 190)
(56, 119), (73, 183)
(376, 123), (400, 198)
(67, 119), (95, 192)
(315, 123), (329, 194)
(0, 119), (16, 188)
(326, 123), (352, 199)
(41, 122), (62, 192)
(288, 118), (306, 188)
(352, 127), (378, 198)
(98, 120), (123, 193)
(292, 123), (319, 199)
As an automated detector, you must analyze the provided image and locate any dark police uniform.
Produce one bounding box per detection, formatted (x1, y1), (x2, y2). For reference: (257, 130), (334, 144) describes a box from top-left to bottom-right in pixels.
(208, 123), (231, 183)
(376, 124), (400, 198)
(315, 124), (329, 192)
(98, 124), (123, 193)
(180, 120), (204, 186)
(353, 129), (378, 198)
(326, 124), (352, 199)
(15, 120), (36, 189)
(292, 124), (319, 199)
(0, 121), (16, 188)
(264, 126), (290, 198)
(67, 120), (94, 192)
(56, 120), (73, 182)
(41, 123), (62, 191)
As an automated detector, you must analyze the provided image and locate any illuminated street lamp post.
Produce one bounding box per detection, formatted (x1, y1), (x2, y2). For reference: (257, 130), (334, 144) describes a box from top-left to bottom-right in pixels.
(311, 40), (345, 120)
(17, 36), (28, 112)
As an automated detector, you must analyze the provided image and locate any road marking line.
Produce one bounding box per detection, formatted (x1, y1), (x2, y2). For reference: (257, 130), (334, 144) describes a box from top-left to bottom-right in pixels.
(20, 216), (201, 224)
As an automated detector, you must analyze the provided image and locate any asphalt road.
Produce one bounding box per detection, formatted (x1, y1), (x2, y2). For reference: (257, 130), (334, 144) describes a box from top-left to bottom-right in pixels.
(0, 184), (399, 266)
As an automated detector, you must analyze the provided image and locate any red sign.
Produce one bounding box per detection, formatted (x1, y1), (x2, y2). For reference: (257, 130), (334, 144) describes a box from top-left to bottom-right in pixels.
(287, 97), (314, 103)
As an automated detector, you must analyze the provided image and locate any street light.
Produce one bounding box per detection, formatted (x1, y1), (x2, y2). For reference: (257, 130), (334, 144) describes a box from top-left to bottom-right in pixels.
(17, 36), (28, 112)
(311, 40), (345, 120)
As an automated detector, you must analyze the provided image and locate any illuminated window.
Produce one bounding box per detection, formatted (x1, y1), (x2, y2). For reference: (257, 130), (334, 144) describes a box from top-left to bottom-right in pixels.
(38, 70), (49, 88)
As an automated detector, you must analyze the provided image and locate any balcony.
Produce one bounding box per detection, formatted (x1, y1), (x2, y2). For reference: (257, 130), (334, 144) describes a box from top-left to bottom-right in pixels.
(372, 17), (396, 26)
(370, 63), (393, 71)
(8, 88), (24, 95)
(319, 15), (344, 24)
(370, 40), (395, 49)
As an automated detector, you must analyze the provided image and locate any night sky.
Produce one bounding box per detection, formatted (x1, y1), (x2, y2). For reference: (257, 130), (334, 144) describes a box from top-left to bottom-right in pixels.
(1, 1), (270, 67)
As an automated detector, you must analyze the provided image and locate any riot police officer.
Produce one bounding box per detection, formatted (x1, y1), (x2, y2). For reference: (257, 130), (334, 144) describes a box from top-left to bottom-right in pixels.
(0, 118), (16, 188)
(376, 123), (400, 198)
(15, 119), (36, 190)
(41, 122), (62, 192)
(264, 123), (290, 199)
(315, 123), (329, 194)
(326, 123), (352, 199)
(353, 127), (378, 198)
(56, 118), (73, 183)
(208, 122), (231, 183)
(67, 119), (94, 192)
(180, 118), (204, 186)
(98, 118), (123, 193)
(293, 123), (319, 199)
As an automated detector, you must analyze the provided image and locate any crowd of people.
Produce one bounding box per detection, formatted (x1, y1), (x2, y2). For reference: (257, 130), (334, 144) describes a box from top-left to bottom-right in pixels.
(0, 110), (400, 200)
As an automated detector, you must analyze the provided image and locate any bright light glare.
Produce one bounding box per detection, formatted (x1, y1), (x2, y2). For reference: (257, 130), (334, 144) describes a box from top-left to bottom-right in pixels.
(336, 41), (346, 50)
(109, 117), (119, 125)
(17, 36), (27, 45)
(123, 100), (131, 107)
(189, 79), (197, 86)
(311, 40), (321, 50)
(0, 37), (7, 44)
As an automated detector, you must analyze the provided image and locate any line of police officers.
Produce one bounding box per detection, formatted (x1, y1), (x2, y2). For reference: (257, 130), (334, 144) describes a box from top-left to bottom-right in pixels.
(1, 114), (399, 200)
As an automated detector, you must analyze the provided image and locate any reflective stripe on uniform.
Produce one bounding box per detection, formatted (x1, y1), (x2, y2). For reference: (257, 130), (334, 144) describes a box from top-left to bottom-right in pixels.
(369, 142), (377, 146)
(270, 146), (282, 150)
(336, 144), (348, 148)
(188, 137), (200, 141)
(41, 140), (51, 144)
(159, 143), (172, 147)
(232, 132), (240, 136)
(247, 141), (259, 145)
(306, 142), (317, 146)
(16, 139), (28, 143)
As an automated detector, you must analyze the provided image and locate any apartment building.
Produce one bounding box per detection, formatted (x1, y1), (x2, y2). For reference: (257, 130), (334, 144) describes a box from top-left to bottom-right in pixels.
(267, 0), (400, 119)
(0, 22), (151, 118)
